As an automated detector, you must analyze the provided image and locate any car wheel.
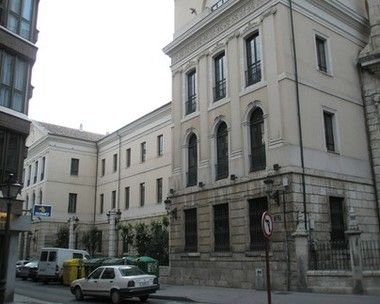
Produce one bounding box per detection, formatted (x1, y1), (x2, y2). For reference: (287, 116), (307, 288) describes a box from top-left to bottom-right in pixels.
(139, 295), (149, 302)
(74, 286), (84, 301)
(111, 290), (121, 304)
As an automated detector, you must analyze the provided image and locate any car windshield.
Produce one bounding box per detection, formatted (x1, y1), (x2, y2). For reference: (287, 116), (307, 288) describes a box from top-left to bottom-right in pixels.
(119, 267), (145, 276)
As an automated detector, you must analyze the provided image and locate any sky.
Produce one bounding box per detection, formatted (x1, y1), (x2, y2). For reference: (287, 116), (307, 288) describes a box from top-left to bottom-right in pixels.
(29, 0), (174, 135)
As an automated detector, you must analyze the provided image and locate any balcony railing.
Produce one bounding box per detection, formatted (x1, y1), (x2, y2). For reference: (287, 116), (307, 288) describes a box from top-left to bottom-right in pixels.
(249, 146), (266, 172)
(245, 62), (262, 87)
(215, 162), (229, 180)
(211, 0), (230, 12)
(185, 95), (197, 115)
(213, 79), (226, 102)
(309, 240), (351, 271)
(186, 168), (197, 187)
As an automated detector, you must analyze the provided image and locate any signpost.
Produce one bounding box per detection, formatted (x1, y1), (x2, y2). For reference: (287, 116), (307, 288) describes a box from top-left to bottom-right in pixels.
(261, 211), (274, 304)
(33, 205), (52, 218)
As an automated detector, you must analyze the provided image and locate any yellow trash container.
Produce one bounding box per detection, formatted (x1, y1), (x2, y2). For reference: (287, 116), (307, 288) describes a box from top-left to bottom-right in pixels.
(62, 259), (85, 286)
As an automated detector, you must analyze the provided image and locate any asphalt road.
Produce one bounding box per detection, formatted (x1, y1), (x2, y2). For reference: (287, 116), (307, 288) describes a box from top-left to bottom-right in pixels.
(15, 279), (189, 304)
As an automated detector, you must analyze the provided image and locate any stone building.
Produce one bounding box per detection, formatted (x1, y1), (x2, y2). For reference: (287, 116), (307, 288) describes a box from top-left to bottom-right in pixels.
(0, 0), (40, 302)
(163, 0), (379, 292)
(21, 103), (171, 258)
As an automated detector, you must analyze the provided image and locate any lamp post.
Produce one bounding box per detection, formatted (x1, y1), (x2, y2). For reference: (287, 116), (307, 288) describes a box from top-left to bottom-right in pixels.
(68, 216), (79, 249)
(107, 209), (121, 257)
(0, 174), (22, 304)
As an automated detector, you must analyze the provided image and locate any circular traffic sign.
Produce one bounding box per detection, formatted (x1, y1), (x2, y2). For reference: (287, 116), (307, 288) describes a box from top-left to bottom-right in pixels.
(261, 211), (274, 239)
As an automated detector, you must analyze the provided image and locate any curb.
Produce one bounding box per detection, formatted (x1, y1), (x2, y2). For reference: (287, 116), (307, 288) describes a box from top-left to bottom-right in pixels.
(151, 294), (197, 302)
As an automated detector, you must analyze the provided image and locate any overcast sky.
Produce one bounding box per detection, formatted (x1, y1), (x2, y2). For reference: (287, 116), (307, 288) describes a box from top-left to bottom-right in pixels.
(29, 0), (174, 135)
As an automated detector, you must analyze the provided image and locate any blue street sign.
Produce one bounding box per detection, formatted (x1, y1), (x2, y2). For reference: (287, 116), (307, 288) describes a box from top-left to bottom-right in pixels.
(33, 205), (52, 217)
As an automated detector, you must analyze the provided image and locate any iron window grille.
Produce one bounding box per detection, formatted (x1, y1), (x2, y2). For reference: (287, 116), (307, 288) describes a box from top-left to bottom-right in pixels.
(245, 32), (261, 87)
(216, 122), (229, 180)
(329, 197), (346, 248)
(214, 52), (226, 101)
(250, 108), (266, 172)
(249, 197), (268, 251)
(213, 79), (226, 102)
(214, 203), (230, 252)
(68, 193), (77, 213)
(184, 208), (198, 252)
(185, 94), (197, 115)
(187, 134), (198, 187)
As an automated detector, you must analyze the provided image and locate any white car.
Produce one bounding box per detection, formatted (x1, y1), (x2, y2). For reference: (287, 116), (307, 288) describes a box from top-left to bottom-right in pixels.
(70, 265), (159, 303)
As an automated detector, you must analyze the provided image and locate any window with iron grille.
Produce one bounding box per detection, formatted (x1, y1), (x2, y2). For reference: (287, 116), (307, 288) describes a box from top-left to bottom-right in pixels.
(3, 0), (34, 40)
(141, 142), (146, 163)
(111, 190), (116, 209)
(101, 158), (105, 176)
(187, 134), (197, 187)
(316, 36), (327, 73)
(125, 187), (130, 209)
(34, 160), (38, 183)
(323, 111), (335, 152)
(157, 135), (163, 156)
(245, 32), (261, 86)
(156, 178), (163, 204)
(0, 50), (29, 113)
(126, 148), (131, 167)
(140, 182), (145, 207)
(113, 153), (117, 172)
(216, 122), (229, 180)
(186, 70), (196, 115)
(68, 193), (77, 213)
(184, 208), (197, 252)
(100, 194), (104, 214)
(214, 203), (230, 251)
(329, 197), (346, 245)
(70, 158), (79, 176)
(213, 52), (226, 101)
(250, 108), (266, 171)
(249, 197), (268, 251)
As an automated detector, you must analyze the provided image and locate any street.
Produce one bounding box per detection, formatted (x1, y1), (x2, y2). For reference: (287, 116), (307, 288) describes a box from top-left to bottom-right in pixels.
(14, 279), (192, 304)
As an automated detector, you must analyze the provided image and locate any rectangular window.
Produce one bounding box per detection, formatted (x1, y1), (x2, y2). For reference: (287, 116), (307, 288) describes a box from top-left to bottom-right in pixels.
(157, 135), (163, 156)
(111, 190), (116, 209)
(39, 190), (43, 204)
(141, 142), (146, 163)
(70, 158), (79, 176)
(125, 187), (130, 209)
(126, 148), (131, 167)
(213, 203), (230, 252)
(27, 164), (31, 186)
(156, 178), (163, 204)
(113, 153), (117, 172)
(329, 197), (346, 245)
(184, 208), (197, 252)
(245, 32), (261, 86)
(140, 182), (145, 207)
(5, 0), (34, 40)
(214, 52), (226, 101)
(323, 111), (335, 152)
(41, 157), (45, 180)
(0, 51), (28, 112)
(100, 194), (104, 214)
(316, 35), (327, 73)
(101, 159), (105, 176)
(186, 70), (196, 115)
(34, 160), (38, 183)
(249, 197), (268, 251)
(68, 193), (77, 213)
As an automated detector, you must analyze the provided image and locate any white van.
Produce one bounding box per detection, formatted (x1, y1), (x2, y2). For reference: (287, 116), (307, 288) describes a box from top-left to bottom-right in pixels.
(38, 247), (90, 282)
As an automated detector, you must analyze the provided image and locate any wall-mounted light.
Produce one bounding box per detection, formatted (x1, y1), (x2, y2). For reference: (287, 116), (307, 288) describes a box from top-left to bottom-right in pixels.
(198, 181), (204, 188)
(230, 174), (237, 181)
(169, 188), (175, 195)
(164, 198), (177, 220)
(273, 164), (281, 171)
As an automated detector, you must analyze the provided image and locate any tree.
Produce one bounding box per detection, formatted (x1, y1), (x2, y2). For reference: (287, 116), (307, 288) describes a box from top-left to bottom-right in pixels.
(146, 218), (169, 265)
(55, 226), (69, 248)
(119, 223), (134, 253)
(134, 222), (151, 256)
(82, 226), (101, 257)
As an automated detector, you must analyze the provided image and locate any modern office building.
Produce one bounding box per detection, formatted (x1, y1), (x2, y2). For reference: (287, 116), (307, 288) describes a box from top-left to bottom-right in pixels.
(163, 0), (379, 293)
(0, 0), (40, 302)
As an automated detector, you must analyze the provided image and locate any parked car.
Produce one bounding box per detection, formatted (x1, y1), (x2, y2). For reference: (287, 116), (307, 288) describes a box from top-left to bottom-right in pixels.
(18, 261), (39, 281)
(70, 265), (159, 303)
(38, 247), (90, 282)
(16, 260), (29, 277)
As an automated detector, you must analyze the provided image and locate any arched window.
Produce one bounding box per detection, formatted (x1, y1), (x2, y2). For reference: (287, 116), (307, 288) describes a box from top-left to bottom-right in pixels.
(250, 108), (266, 171)
(187, 134), (198, 187)
(216, 122), (229, 180)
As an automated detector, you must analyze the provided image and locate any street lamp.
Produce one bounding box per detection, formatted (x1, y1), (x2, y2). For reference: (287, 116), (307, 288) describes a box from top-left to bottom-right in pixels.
(0, 174), (22, 304)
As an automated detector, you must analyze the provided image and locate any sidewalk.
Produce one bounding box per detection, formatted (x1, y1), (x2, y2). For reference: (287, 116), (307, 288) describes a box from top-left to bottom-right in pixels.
(13, 284), (380, 304)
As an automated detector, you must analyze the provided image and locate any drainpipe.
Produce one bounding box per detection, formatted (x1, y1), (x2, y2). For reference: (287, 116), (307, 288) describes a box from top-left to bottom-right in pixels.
(117, 132), (122, 210)
(289, 0), (308, 229)
(93, 143), (99, 224)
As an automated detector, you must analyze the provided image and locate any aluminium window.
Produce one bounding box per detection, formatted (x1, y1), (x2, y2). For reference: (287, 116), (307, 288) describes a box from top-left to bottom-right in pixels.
(323, 111), (336, 152)
(184, 208), (197, 252)
(5, 0), (34, 40)
(214, 203), (230, 252)
(68, 193), (77, 213)
(140, 182), (145, 207)
(245, 32), (261, 86)
(186, 70), (196, 115)
(70, 158), (79, 176)
(249, 197), (268, 251)
(213, 52), (226, 101)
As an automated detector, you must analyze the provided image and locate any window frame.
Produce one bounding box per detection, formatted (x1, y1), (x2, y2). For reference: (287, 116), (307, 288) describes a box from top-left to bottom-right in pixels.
(111, 190), (116, 209)
(33, 160), (38, 183)
(215, 122), (229, 180)
(329, 196), (347, 248)
(322, 108), (339, 153)
(101, 159), (105, 176)
(70, 158), (79, 176)
(187, 133), (198, 187)
(249, 108), (266, 172)
(244, 31), (262, 87)
(126, 148), (131, 167)
(141, 142), (146, 163)
(113, 153), (118, 172)
(248, 197), (268, 251)
(139, 182), (145, 207)
(4, 0), (35, 40)
(185, 69), (197, 115)
(125, 187), (130, 209)
(314, 33), (333, 75)
(156, 178), (163, 204)
(184, 208), (198, 252)
(100, 193), (104, 214)
(68, 193), (77, 214)
(213, 51), (226, 102)
(157, 135), (164, 157)
(213, 203), (230, 252)
(40, 156), (45, 181)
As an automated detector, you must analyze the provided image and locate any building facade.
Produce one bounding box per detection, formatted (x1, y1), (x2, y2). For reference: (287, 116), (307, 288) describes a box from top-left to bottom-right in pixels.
(164, 0), (379, 292)
(21, 103), (172, 258)
(0, 0), (40, 302)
